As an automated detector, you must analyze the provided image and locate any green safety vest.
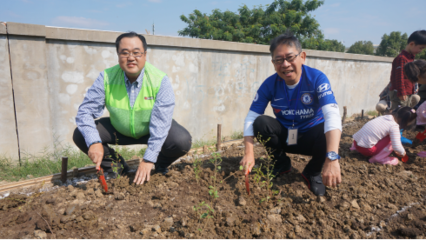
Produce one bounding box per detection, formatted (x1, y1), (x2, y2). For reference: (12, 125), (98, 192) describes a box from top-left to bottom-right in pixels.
(104, 62), (166, 139)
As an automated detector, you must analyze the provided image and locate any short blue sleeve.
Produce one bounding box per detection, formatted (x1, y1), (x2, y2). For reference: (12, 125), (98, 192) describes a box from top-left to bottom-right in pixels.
(249, 78), (273, 114)
(315, 73), (337, 107)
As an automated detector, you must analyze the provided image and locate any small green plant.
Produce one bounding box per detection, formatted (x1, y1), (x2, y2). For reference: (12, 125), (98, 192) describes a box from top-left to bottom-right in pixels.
(110, 132), (123, 179)
(193, 150), (203, 184)
(253, 135), (280, 203)
(193, 201), (214, 220)
(208, 151), (222, 199)
(193, 201), (214, 231)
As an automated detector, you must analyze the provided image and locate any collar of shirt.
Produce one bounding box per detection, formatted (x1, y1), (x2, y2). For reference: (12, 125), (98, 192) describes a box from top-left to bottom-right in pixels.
(400, 50), (414, 60)
(124, 67), (145, 88)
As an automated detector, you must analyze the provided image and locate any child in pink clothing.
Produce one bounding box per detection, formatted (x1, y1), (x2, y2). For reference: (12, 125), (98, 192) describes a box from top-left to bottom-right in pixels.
(352, 107), (417, 165)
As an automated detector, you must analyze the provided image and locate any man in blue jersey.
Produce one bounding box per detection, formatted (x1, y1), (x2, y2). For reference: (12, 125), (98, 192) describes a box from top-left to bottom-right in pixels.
(240, 32), (342, 196)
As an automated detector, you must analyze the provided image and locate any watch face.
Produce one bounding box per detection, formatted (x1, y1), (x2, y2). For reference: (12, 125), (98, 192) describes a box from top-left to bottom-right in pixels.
(327, 152), (340, 160)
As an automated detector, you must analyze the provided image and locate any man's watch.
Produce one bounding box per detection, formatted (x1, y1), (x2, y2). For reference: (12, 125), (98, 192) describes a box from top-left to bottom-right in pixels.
(326, 151), (341, 161)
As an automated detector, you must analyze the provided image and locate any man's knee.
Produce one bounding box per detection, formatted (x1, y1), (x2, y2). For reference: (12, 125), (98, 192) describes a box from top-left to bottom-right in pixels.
(253, 115), (273, 135)
(411, 94), (420, 107)
(376, 100), (388, 113)
(72, 127), (88, 153)
(163, 123), (192, 156)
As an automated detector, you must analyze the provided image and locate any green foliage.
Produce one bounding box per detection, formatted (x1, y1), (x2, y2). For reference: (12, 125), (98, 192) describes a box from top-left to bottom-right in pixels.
(253, 135), (280, 203)
(302, 33), (345, 52)
(376, 31), (408, 57)
(416, 49), (426, 60)
(111, 132), (122, 179)
(208, 151), (222, 199)
(193, 201), (215, 220)
(179, 0), (324, 45)
(0, 144), (146, 182)
(346, 40), (375, 55)
(192, 151), (203, 184)
(230, 131), (244, 140)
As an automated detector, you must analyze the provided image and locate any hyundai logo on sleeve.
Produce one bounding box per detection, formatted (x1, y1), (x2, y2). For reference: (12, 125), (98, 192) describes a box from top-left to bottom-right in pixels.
(317, 83), (330, 93)
(253, 93), (259, 102)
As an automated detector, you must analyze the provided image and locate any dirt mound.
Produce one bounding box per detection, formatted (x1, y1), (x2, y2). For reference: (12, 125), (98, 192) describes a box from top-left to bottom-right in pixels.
(0, 119), (425, 239)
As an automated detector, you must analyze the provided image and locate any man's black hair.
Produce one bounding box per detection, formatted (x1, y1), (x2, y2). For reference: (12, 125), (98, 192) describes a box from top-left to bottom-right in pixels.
(407, 30), (426, 45)
(269, 31), (302, 57)
(115, 31), (147, 52)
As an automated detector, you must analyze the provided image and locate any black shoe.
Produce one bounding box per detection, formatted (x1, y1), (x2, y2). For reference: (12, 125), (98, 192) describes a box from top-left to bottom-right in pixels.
(262, 161), (292, 178)
(301, 172), (325, 196)
(154, 163), (169, 175)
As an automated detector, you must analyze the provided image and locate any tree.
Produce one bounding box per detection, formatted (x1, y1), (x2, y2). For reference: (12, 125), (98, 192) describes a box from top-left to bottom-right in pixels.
(416, 49), (426, 60)
(302, 33), (345, 52)
(375, 31), (408, 57)
(178, 0), (324, 45)
(346, 41), (374, 55)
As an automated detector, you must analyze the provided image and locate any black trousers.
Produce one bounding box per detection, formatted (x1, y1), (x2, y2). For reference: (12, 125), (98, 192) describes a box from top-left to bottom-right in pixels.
(253, 115), (327, 176)
(73, 118), (192, 169)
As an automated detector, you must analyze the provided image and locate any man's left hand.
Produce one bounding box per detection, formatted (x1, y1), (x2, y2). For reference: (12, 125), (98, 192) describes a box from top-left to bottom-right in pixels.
(134, 160), (154, 185)
(322, 159), (341, 188)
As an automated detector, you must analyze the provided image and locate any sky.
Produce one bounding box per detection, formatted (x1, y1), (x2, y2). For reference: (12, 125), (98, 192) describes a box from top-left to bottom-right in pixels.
(1, 0), (425, 47)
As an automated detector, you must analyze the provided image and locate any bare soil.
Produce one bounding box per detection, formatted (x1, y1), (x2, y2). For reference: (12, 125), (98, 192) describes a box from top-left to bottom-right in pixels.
(1, 119), (426, 239)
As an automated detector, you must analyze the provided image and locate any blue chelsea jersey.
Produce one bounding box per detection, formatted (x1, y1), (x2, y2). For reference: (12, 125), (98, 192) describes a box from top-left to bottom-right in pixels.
(250, 64), (337, 133)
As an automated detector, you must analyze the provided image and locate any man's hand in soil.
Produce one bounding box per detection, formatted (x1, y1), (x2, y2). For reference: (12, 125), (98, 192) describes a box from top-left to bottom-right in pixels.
(398, 95), (407, 101)
(88, 143), (104, 171)
(134, 160), (154, 185)
(322, 159), (341, 188)
(240, 136), (255, 174)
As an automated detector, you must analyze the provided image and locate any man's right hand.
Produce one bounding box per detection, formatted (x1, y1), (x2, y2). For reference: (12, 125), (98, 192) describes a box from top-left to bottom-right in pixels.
(88, 143), (104, 170)
(239, 136), (256, 174)
(239, 153), (255, 174)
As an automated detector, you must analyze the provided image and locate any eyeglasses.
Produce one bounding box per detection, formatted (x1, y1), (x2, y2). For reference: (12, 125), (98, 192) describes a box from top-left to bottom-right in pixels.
(272, 52), (301, 65)
(119, 51), (145, 58)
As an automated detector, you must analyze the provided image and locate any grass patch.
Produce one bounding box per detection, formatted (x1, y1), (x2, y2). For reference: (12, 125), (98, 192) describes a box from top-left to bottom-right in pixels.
(0, 145), (146, 182)
(230, 131), (243, 140)
(191, 131), (244, 149)
(366, 110), (378, 117)
(0, 131), (245, 183)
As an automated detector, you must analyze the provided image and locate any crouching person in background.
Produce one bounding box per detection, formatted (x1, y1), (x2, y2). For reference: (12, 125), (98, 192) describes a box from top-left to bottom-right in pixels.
(404, 60), (426, 147)
(73, 31), (191, 184)
(351, 107), (416, 165)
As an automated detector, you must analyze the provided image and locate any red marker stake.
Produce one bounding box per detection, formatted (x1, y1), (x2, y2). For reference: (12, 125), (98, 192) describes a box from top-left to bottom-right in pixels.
(402, 155), (408, 163)
(415, 129), (426, 142)
(245, 170), (250, 196)
(97, 168), (108, 193)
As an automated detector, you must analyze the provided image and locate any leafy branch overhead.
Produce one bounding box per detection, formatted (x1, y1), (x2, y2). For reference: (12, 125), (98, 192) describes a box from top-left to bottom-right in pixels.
(178, 0), (344, 52)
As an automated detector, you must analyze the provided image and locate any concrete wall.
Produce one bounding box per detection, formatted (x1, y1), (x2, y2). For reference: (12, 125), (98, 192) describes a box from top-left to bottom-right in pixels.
(0, 23), (19, 160)
(0, 22), (393, 163)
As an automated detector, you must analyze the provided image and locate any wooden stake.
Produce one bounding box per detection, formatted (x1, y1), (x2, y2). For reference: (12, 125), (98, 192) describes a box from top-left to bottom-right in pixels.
(72, 168), (79, 178)
(342, 106), (347, 124)
(216, 124), (222, 151)
(61, 157), (68, 183)
(361, 109), (364, 119)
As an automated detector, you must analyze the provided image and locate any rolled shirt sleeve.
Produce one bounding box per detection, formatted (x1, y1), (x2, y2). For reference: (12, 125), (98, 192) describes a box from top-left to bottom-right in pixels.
(75, 72), (106, 147)
(143, 76), (175, 163)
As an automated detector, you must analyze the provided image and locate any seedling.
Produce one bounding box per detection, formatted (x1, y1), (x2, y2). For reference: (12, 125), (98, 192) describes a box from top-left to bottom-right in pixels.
(252, 135), (280, 203)
(208, 151), (222, 199)
(192, 151), (202, 185)
(110, 132), (123, 179)
(193, 201), (214, 231)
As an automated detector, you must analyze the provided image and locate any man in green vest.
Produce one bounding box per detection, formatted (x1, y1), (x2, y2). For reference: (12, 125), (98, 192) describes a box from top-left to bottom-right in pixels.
(73, 32), (192, 185)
